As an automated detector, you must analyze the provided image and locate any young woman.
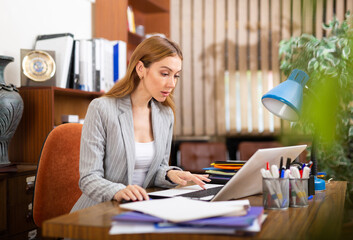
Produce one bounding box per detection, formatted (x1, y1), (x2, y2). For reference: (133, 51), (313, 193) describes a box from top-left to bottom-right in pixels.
(71, 36), (210, 211)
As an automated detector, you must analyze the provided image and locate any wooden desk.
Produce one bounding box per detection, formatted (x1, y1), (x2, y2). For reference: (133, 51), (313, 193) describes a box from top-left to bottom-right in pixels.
(43, 181), (347, 240)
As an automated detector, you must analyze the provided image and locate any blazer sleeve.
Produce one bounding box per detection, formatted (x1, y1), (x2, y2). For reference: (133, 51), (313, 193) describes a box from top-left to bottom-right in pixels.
(153, 109), (182, 188)
(79, 99), (126, 202)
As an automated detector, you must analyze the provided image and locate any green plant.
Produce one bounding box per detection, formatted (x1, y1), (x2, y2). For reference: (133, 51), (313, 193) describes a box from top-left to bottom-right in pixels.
(279, 13), (353, 204)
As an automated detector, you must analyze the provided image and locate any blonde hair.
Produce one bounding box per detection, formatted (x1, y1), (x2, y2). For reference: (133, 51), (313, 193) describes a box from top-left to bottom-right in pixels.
(104, 36), (183, 116)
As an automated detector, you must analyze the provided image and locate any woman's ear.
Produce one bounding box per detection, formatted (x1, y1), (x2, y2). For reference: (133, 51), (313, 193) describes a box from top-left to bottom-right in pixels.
(135, 61), (145, 79)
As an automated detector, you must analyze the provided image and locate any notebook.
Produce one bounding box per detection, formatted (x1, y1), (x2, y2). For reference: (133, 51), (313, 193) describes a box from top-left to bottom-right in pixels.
(149, 145), (307, 201)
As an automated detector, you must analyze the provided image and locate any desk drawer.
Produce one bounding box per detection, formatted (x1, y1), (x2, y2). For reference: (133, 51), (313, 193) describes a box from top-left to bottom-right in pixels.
(8, 202), (36, 235)
(0, 179), (6, 232)
(8, 174), (35, 206)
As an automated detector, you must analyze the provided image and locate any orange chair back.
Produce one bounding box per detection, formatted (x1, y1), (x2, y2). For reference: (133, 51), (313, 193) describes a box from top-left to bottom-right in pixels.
(33, 123), (82, 227)
(179, 142), (227, 173)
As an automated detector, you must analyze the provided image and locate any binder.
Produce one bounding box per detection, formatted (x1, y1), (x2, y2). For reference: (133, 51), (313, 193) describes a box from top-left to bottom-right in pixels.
(35, 33), (74, 88)
(72, 40), (80, 89)
(92, 39), (101, 92)
(78, 39), (93, 91)
(113, 40), (127, 82)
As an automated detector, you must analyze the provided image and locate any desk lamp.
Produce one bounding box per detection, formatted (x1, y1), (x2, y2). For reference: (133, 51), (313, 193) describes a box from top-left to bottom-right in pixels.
(261, 69), (325, 192)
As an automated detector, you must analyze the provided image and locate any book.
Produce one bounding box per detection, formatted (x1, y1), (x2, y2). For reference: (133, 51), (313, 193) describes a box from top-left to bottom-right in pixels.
(93, 39), (101, 92)
(35, 33), (74, 88)
(78, 39), (93, 91)
(72, 40), (80, 89)
(113, 40), (127, 82)
(127, 6), (136, 33)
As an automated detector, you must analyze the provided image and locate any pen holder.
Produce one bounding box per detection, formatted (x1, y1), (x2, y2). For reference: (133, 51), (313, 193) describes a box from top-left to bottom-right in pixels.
(262, 178), (289, 210)
(289, 178), (309, 207)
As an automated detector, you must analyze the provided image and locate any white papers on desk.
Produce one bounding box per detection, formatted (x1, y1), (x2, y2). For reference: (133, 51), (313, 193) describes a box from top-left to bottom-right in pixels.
(119, 197), (249, 222)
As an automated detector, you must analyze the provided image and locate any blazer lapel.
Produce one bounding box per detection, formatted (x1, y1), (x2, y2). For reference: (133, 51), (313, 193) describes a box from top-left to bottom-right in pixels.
(118, 95), (135, 184)
(143, 100), (167, 188)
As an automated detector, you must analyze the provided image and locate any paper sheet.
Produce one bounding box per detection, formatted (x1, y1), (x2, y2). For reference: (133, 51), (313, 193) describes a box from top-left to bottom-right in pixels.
(119, 197), (248, 222)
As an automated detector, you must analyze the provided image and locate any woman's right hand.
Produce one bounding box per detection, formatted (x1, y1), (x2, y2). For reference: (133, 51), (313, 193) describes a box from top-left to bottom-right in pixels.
(113, 185), (149, 202)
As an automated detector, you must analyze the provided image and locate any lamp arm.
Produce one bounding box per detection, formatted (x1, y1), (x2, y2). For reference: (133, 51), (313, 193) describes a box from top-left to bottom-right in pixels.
(311, 136), (318, 176)
(304, 85), (318, 176)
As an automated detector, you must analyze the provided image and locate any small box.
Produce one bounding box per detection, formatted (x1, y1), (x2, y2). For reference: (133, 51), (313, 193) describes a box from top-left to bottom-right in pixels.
(61, 115), (79, 123)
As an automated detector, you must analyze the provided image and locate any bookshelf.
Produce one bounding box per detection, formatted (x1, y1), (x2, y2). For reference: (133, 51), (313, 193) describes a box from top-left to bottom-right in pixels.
(8, 87), (102, 164)
(8, 1), (170, 165)
(94, 0), (170, 61)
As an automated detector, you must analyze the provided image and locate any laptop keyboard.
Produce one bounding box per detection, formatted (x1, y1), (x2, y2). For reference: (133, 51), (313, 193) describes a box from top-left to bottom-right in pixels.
(176, 186), (223, 199)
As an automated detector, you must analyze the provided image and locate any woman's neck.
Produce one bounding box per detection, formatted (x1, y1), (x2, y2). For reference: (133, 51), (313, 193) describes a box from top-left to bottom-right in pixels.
(130, 85), (152, 109)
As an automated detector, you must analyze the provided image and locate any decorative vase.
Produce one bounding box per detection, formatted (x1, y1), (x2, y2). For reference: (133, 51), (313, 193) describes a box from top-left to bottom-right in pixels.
(0, 55), (24, 165)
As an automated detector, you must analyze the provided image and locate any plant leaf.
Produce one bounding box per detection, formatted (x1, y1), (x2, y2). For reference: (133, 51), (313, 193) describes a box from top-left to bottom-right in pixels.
(342, 46), (350, 59)
(349, 126), (353, 137)
(308, 58), (319, 71)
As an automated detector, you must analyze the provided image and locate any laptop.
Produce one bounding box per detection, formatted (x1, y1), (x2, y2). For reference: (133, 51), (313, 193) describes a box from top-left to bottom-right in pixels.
(149, 145), (307, 201)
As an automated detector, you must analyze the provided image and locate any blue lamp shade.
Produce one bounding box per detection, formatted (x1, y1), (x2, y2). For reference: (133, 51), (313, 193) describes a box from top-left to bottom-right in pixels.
(261, 69), (309, 121)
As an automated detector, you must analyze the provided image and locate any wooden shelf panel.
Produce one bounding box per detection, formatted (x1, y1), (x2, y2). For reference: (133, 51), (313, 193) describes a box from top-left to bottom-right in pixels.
(128, 32), (144, 46)
(129, 0), (169, 13)
(9, 87), (102, 164)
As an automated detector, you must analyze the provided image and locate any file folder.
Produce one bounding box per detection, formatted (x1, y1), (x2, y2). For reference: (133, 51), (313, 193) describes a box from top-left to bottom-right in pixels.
(35, 33), (74, 88)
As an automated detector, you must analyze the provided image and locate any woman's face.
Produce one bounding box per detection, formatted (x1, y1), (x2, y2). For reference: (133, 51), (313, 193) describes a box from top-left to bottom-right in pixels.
(137, 55), (182, 102)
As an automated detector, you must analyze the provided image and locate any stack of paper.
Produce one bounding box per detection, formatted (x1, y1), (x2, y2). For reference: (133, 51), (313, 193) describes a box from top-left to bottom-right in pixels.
(110, 197), (265, 235)
(203, 160), (246, 184)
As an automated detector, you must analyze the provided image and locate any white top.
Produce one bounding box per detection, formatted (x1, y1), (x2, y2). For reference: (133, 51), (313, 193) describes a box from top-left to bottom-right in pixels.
(132, 141), (155, 186)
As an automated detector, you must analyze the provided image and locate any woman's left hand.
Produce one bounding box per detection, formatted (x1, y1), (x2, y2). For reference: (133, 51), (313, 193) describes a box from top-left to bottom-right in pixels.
(167, 170), (211, 189)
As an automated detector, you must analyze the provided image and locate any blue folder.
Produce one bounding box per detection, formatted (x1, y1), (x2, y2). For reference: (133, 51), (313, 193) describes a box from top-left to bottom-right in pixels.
(112, 206), (264, 228)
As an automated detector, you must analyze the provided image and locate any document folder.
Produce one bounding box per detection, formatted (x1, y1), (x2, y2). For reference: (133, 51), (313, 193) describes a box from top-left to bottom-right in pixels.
(35, 33), (74, 88)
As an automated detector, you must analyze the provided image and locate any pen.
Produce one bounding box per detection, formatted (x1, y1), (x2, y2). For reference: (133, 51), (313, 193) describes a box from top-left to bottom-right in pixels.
(302, 167), (311, 179)
(308, 161), (313, 169)
(279, 157), (283, 172)
(286, 158), (291, 169)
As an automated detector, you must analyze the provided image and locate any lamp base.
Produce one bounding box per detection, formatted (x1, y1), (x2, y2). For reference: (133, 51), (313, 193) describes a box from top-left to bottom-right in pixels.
(314, 176), (326, 191)
(308, 175), (315, 196)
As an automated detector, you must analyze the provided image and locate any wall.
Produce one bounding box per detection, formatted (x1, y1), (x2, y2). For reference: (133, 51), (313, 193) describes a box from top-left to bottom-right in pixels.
(0, 0), (93, 87)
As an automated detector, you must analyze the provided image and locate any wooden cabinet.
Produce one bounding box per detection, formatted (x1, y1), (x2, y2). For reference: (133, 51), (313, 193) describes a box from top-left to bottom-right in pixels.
(8, 87), (102, 164)
(0, 165), (37, 240)
(94, 0), (170, 60)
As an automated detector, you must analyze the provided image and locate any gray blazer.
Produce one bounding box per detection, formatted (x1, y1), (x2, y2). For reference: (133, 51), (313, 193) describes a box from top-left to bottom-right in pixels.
(71, 95), (179, 212)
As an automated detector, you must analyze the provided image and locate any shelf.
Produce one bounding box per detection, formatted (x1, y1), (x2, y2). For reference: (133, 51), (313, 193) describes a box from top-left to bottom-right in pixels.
(129, 0), (169, 13)
(9, 87), (102, 164)
(94, 0), (170, 44)
(128, 31), (144, 46)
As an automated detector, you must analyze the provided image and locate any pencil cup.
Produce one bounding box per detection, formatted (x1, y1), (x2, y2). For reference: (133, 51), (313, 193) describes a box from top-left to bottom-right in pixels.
(289, 178), (309, 207)
(262, 178), (289, 210)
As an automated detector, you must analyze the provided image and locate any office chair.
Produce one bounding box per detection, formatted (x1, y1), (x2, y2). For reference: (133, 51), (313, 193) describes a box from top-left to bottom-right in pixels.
(33, 123), (83, 227)
(238, 141), (308, 163)
(179, 142), (227, 173)
(238, 141), (282, 160)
